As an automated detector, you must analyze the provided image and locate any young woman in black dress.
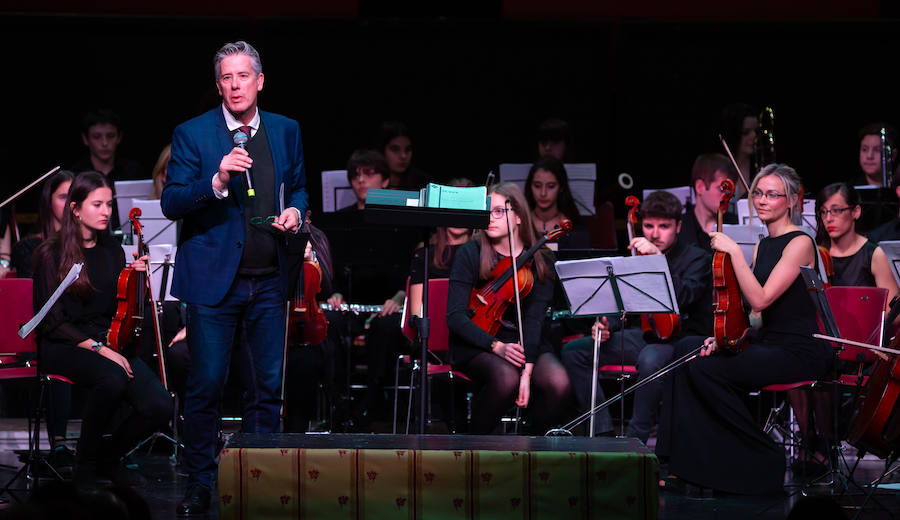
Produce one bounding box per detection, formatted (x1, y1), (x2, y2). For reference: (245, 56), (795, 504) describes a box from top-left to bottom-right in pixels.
(660, 164), (832, 494)
(33, 171), (171, 487)
(446, 182), (572, 434)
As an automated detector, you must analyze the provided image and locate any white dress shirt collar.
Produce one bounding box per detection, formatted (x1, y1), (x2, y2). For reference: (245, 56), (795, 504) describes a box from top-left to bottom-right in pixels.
(221, 104), (260, 138)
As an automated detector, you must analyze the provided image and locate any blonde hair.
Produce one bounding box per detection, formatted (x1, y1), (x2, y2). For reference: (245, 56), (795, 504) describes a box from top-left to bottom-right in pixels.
(149, 144), (171, 200)
(749, 163), (803, 225)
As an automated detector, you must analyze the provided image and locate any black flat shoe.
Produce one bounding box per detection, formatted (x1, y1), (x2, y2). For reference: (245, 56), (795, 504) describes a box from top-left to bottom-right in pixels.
(177, 484), (211, 517)
(659, 475), (713, 497)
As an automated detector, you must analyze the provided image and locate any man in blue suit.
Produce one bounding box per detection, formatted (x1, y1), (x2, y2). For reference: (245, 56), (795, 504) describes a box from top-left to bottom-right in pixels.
(161, 41), (308, 516)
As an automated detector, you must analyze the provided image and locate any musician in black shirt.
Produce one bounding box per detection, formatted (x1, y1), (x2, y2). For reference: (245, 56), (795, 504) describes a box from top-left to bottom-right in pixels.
(562, 190), (711, 438)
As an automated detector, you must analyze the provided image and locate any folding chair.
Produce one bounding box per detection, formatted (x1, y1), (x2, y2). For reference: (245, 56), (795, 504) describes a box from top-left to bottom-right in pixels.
(396, 278), (471, 433)
(0, 278), (74, 502)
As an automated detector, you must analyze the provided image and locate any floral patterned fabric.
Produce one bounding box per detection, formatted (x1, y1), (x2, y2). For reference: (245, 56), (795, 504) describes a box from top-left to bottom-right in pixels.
(218, 447), (658, 519)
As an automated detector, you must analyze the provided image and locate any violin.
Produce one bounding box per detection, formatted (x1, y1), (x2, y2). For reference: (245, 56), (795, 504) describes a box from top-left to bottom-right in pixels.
(625, 195), (681, 342)
(711, 179), (752, 352)
(107, 209), (167, 385)
(288, 211), (328, 346)
(468, 219), (572, 336)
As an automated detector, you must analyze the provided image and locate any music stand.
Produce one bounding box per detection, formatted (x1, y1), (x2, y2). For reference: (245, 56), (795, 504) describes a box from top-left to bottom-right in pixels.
(555, 254), (679, 437)
(364, 204), (489, 434)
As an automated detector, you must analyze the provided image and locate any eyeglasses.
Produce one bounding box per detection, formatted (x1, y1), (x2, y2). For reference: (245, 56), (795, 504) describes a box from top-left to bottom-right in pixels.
(750, 190), (787, 201)
(489, 207), (512, 219)
(250, 215), (277, 225)
(819, 206), (854, 218)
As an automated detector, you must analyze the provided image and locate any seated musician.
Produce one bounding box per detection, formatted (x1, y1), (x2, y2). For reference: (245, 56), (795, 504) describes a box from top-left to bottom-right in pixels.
(33, 172), (171, 489)
(678, 153), (738, 254)
(325, 149), (417, 428)
(787, 182), (900, 473)
(561, 190), (711, 438)
(660, 164), (832, 495)
(525, 157), (581, 235)
(851, 123), (898, 187)
(446, 182), (572, 434)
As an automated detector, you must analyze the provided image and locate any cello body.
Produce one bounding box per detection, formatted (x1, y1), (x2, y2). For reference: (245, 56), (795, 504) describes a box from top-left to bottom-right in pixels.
(847, 348), (900, 458)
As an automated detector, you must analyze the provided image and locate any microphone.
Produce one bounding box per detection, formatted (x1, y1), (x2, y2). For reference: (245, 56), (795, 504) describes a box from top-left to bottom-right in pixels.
(233, 131), (255, 197)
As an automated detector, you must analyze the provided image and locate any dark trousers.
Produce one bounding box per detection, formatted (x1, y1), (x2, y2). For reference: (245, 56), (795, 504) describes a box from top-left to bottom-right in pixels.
(182, 274), (285, 487)
(41, 342), (172, 469)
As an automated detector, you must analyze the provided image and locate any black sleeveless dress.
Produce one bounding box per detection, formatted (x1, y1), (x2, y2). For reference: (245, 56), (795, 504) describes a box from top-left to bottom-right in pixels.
(660, 230), (832, 494)
(831, 240), (877, 288)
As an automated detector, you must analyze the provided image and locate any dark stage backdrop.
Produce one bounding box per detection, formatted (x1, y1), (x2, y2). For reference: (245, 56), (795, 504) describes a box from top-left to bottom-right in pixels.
(2, 13), (899, 219)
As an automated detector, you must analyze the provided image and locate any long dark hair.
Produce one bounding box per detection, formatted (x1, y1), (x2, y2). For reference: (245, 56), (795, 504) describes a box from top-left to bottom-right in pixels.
(38, 170), (76, 240)
(431, 177), (474, 270)
(525, 157), (581, 223)
(35, 171), (111, 297)
(815, 182), (859, 248)
(477, 182), (551, 283)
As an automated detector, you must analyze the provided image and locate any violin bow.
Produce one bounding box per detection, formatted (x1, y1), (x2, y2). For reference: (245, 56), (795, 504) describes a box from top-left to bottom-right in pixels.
(719, 134), (753, 233)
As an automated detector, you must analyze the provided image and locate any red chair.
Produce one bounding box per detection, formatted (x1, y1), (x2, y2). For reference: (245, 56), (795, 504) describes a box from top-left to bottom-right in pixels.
(0, 278), (73, 501)
(395, 278), (471, 433)
(762, 285), (888, 463)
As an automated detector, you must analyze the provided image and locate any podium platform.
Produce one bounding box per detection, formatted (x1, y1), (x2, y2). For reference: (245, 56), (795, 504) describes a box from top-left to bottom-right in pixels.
(218, 433), (658, 520)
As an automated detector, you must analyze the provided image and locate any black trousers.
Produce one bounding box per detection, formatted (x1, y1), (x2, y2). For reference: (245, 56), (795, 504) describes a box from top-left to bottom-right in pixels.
(41, 342), (172, 469)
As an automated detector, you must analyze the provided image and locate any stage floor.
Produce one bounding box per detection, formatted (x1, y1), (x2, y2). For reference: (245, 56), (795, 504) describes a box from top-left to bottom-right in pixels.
(0, 420), (898, 519)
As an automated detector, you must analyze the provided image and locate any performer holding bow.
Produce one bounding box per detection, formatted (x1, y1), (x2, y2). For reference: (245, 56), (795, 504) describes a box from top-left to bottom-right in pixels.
(659, 164), (832, 494)
(161, 41), (308, 516)
(34, 171), (171, 490)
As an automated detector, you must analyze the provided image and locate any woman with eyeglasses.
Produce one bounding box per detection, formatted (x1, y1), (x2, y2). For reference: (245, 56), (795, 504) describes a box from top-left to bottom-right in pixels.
(817, 183), (898, 297)
(782, 183), (900, 475)
(658, 164), (833, 495)
(446, 182), (573, 434)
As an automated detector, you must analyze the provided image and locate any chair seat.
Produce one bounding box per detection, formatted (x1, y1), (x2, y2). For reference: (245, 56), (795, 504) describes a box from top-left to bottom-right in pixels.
(426, 363), (472, 383)
(598, 364), (637, 374)
(46, 374), (74, 385)
(837, 374), (868, 387)
(762, 381), (813, 392)
(0, 366), (37, 380)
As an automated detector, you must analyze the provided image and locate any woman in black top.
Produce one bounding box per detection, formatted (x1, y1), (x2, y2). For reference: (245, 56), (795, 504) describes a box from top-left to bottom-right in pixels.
(817, 182), (897, 295)
(446, 182), (572, 434)
(660, 164), (832, 494)
(33, 172), (171, 488)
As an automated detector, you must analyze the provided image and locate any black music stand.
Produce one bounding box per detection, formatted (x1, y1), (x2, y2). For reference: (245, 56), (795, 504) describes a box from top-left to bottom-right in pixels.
(364, 204), (489, 434)
(554, 254), (678, 437)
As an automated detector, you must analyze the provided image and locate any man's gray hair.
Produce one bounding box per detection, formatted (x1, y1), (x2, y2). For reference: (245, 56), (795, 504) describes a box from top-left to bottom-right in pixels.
(214, 41), (262, 79)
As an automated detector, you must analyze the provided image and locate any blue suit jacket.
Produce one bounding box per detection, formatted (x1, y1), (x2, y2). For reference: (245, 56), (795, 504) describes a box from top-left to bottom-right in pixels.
(161, 107), (309, 306)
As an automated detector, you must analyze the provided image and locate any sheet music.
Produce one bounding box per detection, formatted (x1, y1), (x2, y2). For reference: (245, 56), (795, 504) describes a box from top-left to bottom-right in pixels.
(19, 263), (82, 338)
(878, 240), (900, 289)
(498, 162), (597, 216)
(555, 254), (678, 317)
(321, 170), (356, 213)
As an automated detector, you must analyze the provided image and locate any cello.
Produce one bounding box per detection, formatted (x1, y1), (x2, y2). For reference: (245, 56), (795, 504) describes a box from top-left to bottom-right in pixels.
(846, 297), (900, 458)
(624, 195), (681, 342)
(711, 179), (752, 352)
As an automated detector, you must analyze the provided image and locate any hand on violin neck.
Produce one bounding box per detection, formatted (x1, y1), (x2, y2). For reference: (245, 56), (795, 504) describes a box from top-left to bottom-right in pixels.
(130, 254), (150, 272)
(492, 340), (525, 367)
(708, 231), (740, 257)
(627, 237), (661, 256)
